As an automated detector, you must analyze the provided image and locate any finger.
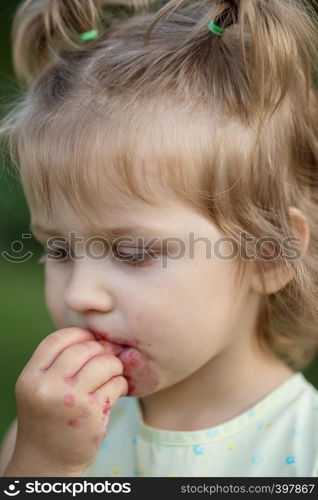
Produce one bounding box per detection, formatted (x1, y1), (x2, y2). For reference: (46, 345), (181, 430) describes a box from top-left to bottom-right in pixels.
(89, 375), (129, 415)
(96, 339), (125, 356)
(71, 353), (124, 393)
(25, 328), (96, 373)
(47, 341), (107, 381)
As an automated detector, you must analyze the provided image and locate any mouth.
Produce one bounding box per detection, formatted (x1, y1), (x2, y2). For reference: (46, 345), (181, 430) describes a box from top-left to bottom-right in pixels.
(90, 330), (110, 342)
(89, 329), (129, 354)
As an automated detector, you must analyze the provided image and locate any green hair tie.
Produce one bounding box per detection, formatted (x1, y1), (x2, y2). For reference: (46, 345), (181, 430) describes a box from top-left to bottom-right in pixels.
(79, 29), (99, 43)
(208, 20), (225, 36)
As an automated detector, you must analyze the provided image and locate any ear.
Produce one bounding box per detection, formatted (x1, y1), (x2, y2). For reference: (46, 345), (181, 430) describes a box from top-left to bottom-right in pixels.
(249, 207), (310, 295)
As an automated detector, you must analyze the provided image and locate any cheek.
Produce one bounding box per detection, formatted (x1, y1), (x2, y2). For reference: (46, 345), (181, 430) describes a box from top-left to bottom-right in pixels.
(45, 267), (68, 324)
(132, 274), (235, 354)
(132, 289), (180, 331)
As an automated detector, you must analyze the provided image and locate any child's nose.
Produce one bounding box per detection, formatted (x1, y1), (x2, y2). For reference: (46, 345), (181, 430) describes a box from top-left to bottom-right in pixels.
(64, 260), (115, 313)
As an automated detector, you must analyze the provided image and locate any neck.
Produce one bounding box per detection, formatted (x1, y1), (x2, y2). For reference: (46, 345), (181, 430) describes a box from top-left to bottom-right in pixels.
(138, 334), (295, 431)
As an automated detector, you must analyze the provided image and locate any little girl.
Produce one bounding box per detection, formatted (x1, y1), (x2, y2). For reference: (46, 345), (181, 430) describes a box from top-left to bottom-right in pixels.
(0, 0), (318, 477)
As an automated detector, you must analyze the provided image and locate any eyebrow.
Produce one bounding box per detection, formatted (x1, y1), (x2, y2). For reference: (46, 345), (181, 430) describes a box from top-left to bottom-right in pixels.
(30, 224), (177, 241)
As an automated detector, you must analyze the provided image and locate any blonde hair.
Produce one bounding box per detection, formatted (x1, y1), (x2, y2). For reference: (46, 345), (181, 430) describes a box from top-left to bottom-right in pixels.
(0, 0), (318, 370)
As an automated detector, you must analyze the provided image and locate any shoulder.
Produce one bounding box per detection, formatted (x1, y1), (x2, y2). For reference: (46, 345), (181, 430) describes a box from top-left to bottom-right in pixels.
(292, 375), (318, 420)
(0, 418), (17, 476)
(255, 373), (318, 476)
(289, 375), (318, 476)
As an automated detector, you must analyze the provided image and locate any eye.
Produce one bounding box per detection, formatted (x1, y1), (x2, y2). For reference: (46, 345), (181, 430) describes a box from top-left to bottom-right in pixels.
(38, 246), (71, 264)
(112, 246), (159, 267)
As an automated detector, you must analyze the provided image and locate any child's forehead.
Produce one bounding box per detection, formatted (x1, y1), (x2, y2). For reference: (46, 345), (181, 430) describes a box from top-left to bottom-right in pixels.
(29, 190), (222, 242)
(21, 100), (210, 220)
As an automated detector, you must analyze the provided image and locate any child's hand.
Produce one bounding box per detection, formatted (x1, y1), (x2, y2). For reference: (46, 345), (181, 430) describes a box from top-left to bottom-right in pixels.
(9, 327), (128, 476)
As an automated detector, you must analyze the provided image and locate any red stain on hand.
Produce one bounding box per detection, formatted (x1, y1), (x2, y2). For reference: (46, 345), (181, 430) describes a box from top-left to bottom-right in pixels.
(92, 430), (107, 447)
(63, 372), (79, 387)
(67, 418), (80, 427)
(64, 393), (75, 407)
(67, 411), (89, 428)
(102, 397), (111, 415)
(88, 393), (100, 405)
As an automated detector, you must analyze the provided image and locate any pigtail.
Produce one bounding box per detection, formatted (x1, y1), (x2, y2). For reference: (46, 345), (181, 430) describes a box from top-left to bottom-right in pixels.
(12, 0), (156, 85)
(145, 0), (318, 123)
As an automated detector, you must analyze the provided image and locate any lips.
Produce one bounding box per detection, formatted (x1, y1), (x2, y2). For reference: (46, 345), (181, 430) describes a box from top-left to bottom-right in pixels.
(89, 329), (129, 351)
(90, 330), (111, 342)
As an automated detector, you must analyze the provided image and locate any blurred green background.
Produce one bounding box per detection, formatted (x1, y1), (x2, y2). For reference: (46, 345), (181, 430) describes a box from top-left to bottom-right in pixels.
(0, 0), (58, 447)
(1, 0), (318, 449)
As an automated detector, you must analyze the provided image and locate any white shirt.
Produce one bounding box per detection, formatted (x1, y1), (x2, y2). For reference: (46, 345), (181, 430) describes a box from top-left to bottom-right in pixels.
(82, 371), (318, 477)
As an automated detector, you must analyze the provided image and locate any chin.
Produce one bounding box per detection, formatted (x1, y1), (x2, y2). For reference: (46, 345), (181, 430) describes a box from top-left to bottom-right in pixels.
(123, 374), (160, 398)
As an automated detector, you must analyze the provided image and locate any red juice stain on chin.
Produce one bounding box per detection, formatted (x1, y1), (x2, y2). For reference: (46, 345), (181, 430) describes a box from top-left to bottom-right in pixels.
(64, 393), (75, 407)
(121, 349), (140, 368)
(127, 381), (135, 394)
